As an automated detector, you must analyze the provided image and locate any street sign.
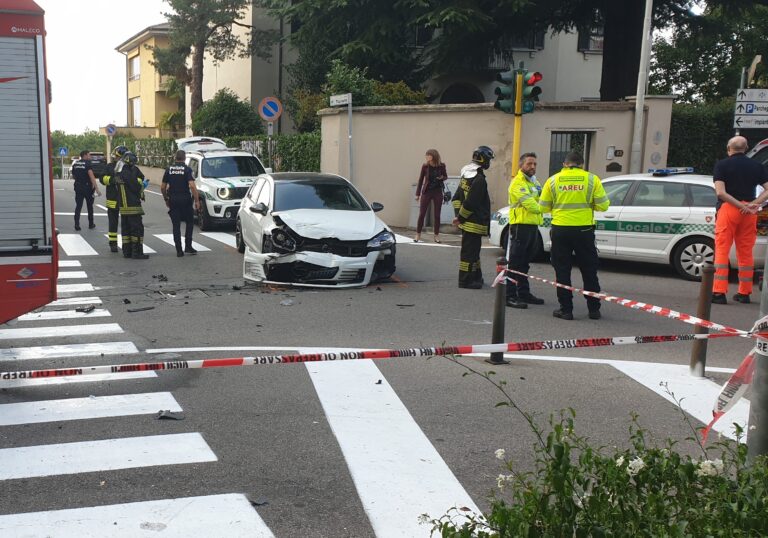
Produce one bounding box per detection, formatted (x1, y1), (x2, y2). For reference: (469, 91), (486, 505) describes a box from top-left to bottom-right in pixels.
(734, 88), (768, 129)
(105, 123), (117, 136)
(58, 146), (67, 156)
(258, 96), (283, 122)
(330, 93), (352, 106)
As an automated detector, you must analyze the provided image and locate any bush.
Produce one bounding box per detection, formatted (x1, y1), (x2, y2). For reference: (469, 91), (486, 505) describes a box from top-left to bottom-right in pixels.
(224, 132), (321, 172)
(50, 129), (107, 158)
(286, 89), (327, 133)
(191, 88), (264, 138)
(426, 365), (768, 538)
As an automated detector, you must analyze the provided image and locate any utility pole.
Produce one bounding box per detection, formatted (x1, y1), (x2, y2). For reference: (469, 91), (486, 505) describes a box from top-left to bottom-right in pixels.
(629, 0), (654, 174)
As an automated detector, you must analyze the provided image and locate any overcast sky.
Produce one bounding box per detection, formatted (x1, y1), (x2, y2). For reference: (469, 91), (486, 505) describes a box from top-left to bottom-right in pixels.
(38, 0), (168, 133)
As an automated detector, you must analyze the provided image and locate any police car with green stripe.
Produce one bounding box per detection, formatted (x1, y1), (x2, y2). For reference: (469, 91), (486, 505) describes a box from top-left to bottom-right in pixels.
(490, 168), (768, 281)
(177, 137), (270, 231)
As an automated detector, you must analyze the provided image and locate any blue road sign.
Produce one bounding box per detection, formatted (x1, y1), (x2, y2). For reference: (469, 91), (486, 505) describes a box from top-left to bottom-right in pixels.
(59, 147), (68, 156)
(258, 96), (283, 121)
(105, 123), (117, 136)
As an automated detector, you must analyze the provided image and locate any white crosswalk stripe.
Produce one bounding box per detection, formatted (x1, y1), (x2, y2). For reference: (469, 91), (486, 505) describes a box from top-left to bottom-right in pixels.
(0, 341), (137, 362)
(155, 234), (211, 251)
(57, 271), (88, 280)
(58, 260), (81, 267)
(0, 494), (276, 537)
(0, 323), (122, 340)
(106, 234), (158, 253)
(0, 371), (157, 387)
(17, 308), (111, 322)
(57, 234), (98, 256)
(200, 231), (237, 248)
(57, 283), (96, 296)
(47, 296), (101, 306)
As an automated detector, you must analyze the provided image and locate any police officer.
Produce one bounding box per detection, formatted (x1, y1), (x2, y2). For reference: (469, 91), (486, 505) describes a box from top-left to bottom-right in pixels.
(161, 150), (201, 257)
(539, 152), (609, 320)
(506, 152), (545, 309)
(71, 150), (101, 231)
(115, 152), (149, 259)
(100, 145), (129, 252)
(452, 146), (493, 289)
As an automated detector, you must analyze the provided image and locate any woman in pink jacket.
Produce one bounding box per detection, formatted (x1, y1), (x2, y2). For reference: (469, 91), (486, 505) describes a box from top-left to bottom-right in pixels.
(414, 149), (447, 243)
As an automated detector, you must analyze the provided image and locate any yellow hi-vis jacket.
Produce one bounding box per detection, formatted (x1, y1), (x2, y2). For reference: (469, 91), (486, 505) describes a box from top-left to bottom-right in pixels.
(539, 167), (610, 226)
(508, 169), (543, 225)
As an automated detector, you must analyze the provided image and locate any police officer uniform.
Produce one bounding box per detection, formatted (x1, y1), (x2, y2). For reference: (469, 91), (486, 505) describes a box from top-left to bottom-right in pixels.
(115, 153), (149, 259)
(100, 146), (129, 252)
(71, 156), (96, 231)
(506, 167), (544, 308)
(162, 160), (199, 257)
(539, 154), (609, 320)
(452, 146), (493, 289)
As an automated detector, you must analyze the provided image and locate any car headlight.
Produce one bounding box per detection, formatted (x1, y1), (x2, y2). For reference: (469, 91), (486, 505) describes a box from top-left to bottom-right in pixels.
(271, 228), (296, 252)
(217, 187), (230, 199)
(367, 230), (395, 250)
(492, 211), (501, 221)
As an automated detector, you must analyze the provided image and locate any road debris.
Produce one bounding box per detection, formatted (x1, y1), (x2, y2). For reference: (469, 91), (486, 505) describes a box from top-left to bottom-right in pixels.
(75, 305), (96, 313)
(156, 410), (185, 420)
(127, 306), (155, 313)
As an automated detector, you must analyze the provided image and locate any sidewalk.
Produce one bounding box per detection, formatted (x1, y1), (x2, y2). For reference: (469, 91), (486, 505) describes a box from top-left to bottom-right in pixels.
(391, 226), (495, 247)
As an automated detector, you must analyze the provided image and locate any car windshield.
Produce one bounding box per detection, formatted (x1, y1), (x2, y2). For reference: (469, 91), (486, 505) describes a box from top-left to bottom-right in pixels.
(274, 181), (370, 212)
(201, 156), (265, 178)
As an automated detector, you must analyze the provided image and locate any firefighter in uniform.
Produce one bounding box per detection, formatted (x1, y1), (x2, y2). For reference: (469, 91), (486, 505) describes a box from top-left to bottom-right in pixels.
(539, 151), (609, 320)
(452, 146), (494, 289)
(100, 145), (129, 252)
(116, 152), (150, 259)
(161, 150), (201, 257)
(71, 150), (101, 231)
(506, 152), (545, 309)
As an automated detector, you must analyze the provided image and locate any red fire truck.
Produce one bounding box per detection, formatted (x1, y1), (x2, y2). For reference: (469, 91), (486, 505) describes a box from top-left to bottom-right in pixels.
(0, 0), (58, 324)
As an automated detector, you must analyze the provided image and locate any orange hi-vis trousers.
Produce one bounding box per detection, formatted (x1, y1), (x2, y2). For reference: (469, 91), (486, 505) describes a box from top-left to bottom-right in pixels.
(713, 203), (757, 295)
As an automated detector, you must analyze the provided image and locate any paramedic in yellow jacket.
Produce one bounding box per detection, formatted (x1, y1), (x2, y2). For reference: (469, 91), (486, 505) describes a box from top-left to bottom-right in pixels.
(505, 152), (545, 309)
(539, 151), (609, 320)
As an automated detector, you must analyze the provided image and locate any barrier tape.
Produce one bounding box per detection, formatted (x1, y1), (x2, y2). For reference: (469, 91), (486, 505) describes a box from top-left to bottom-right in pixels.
(497, 269), (750, 337)
(0, 332), (744, 383)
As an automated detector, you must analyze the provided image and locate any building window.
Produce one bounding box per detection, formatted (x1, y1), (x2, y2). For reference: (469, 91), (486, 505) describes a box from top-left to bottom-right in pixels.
(508, 31), (546, 51)
(549, 131), (592, 176)
(406, 25), (434, 48)
(129, 55), (140, 81)
(130, 97), (141, 127)
(578, 27), (604, 53)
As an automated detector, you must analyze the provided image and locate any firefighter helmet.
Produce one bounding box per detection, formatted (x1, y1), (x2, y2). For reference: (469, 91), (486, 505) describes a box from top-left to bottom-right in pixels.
(472, 146), (495, 170)
(122, 152), (138, 166)
(112, 145), (129, 160)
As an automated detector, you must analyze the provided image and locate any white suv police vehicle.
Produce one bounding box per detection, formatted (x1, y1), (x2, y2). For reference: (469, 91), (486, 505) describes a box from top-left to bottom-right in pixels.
(176, 137), (269, 231)
(489, 168), (768, 281)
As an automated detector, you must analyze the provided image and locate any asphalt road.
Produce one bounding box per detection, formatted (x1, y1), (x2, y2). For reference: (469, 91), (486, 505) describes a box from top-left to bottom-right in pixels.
(0, 178), (761, 537)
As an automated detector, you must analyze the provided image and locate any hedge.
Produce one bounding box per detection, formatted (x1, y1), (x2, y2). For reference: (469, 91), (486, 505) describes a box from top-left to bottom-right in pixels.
(667, 99), (768, 174)
(111, 138), (176, 169)
(224, 132), (321, 172)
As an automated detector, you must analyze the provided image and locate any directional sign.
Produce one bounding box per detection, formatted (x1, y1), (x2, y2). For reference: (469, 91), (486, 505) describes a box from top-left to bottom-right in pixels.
(330, 93), (352, 106)
(734, 88), (768, 128)
(105, 123), (117, 136)
(58, 146), (68, 156)
(258, 96), (283, 122)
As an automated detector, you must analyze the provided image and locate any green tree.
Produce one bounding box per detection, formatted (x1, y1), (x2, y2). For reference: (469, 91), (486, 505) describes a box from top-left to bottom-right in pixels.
(650, 4), (768, 103)
(152, 0), (277, 118)
(191, 88), (264, 137)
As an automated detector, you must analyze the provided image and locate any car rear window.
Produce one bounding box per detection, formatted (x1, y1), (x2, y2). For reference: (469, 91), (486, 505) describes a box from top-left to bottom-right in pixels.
(202, 156), (265, 178)
(689, 184), (717, 207)
(630, 181), (686, 207)
(274, 181), (369, 212)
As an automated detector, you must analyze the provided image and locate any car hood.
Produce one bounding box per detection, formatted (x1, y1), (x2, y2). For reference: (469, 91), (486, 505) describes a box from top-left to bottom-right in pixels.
(275, 209), (386, 240)
(205, 177), (258, 188)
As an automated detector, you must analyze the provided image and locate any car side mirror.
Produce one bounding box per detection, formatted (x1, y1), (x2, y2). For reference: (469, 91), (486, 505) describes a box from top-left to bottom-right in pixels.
(371, 202), (384, 213)
(264, 168), (273, 174)
(250, 202), (268, 215)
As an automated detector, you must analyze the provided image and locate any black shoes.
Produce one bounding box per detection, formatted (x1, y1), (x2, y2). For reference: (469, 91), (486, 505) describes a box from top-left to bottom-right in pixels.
(74, 225), (81, 231)
(459, 281), (483, 289)
(733, 293), (751, 304)
(712, 293), (727, 305)
(520, 294), (545, 305)
(110, 244), (119, 253)
(184, 246), (197, 255)
(588, 310), (601, 320)
(553, 309), (574, 320)
(88, 223), (96, 229)
(506, 297), (528, 309)
(176, 249), (184, 257)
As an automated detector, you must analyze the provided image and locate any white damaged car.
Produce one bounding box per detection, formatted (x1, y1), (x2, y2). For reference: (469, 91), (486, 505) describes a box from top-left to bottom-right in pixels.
(237, 173), (396, 287)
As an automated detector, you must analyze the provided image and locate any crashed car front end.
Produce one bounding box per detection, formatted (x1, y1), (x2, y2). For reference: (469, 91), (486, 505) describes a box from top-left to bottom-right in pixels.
(243, 216), (396, 288)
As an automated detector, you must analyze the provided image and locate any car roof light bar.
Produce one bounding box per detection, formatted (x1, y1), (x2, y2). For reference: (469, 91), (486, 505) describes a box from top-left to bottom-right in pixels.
(648, 167), (695, 176)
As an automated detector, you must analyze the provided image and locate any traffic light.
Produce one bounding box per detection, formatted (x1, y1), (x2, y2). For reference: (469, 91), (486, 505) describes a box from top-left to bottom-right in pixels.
(521, 71), (542, 114)
(494, 68), (516, 114)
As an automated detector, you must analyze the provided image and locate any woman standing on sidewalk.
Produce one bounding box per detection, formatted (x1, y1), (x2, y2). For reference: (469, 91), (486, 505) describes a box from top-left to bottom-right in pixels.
(414, 149), (447, 243)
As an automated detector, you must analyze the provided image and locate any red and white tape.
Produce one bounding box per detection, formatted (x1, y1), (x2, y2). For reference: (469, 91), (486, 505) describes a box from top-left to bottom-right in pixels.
(0, 331), (744, 383)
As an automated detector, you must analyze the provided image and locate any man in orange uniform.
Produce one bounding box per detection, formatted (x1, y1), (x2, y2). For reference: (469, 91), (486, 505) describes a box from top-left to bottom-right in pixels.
(712, 136), (768, 304)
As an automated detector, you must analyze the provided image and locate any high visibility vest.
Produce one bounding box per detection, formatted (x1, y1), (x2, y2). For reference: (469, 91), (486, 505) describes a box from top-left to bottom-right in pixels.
(508, 169), (543, 225)
(539, 167), (609, 226)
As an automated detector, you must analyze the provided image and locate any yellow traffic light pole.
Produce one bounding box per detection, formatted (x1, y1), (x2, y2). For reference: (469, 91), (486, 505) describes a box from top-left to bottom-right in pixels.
(511, 71), (524, 176)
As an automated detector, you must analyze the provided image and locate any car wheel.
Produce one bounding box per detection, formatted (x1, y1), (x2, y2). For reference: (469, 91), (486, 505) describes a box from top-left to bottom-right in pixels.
(198, 202), (212, 231)
(372, 245), (397, 282)
(235, 219), (245, 254)
(672, 236), (714, 281)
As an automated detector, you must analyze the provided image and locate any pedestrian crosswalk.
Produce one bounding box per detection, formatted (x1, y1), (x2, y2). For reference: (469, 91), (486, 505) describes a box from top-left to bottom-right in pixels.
(57, 231), (238, 257)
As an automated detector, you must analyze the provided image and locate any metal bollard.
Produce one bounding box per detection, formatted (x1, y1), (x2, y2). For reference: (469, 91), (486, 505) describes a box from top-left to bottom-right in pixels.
(487, 257), (510, 365)
(689, 264), (714, 377)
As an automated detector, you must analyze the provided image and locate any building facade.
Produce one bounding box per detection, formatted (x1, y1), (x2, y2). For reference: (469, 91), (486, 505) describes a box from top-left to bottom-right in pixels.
(116, 23), (183, 137)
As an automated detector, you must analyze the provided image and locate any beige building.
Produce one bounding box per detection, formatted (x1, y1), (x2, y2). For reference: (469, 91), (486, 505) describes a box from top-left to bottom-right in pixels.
(116, 23), (183, 137)
(319, 97), (674, 228)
